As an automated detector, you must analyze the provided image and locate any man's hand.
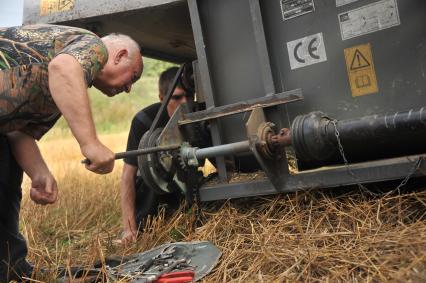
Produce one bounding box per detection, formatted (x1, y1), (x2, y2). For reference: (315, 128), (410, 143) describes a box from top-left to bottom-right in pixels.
(81, 141), (115, 174)
(7, 131), (59, 204)
(30, 173), (58, 205)
(121, 228), (137, 246)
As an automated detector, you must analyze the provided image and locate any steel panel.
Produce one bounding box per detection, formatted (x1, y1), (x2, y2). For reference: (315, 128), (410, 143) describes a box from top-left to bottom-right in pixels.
(197, 0), (269, 145)
(23, 0), (195, 62)
(260, 0), (426, 125)
(24, 0), (183, 25)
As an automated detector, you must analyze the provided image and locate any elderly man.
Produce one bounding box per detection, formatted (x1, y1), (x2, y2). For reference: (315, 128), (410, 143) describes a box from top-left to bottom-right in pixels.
(0, 24), (142, 281)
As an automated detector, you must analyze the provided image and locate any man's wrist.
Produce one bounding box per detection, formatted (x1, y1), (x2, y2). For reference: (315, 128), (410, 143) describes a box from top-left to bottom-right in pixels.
(79, 136), (100, 150)
(123, 216), (137, 231)
(30, 169), (53, 181)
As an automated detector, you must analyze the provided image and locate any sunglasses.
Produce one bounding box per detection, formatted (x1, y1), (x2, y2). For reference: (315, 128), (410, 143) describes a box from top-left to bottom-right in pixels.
(170, 93), (194, 101)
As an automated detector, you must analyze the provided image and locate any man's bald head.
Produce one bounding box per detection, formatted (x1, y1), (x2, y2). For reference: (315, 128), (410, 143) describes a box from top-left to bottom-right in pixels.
(101, 33), (141, 59)
(93, 33), (143, 97)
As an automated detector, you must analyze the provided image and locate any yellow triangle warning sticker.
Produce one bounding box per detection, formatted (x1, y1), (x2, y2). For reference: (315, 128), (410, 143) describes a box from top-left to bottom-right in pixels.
(344, 43), (379, 97)
(350, 49), (370, 70)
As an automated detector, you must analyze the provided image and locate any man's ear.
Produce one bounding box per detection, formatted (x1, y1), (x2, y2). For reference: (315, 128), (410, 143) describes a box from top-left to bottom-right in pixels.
(115, 49), (128, 64)
(159, 94), (164, 102)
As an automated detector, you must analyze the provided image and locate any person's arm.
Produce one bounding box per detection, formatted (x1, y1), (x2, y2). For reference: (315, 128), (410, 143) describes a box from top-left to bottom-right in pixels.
(7, 131), (58, 205)
(120, 163), (138, 245)
(48, 54), (114, 174)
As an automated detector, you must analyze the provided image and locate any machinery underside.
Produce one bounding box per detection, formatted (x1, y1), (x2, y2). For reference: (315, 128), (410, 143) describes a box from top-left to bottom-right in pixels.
(127, 64), (426, 203)
(24, 0), (426, 201)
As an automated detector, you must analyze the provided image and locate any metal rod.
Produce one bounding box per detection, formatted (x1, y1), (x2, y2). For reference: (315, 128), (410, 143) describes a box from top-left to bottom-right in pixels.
(195, 140), (251, 159)
(114, 144), (181, 160)
(81, 144), (180, 164)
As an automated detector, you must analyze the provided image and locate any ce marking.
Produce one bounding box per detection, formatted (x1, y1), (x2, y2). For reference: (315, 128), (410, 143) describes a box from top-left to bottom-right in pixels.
(294, 37), (321, 63)
(287, 33), (327, 70)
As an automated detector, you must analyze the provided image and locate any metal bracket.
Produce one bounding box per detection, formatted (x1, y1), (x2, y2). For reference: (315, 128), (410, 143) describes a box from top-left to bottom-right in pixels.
(246, 107), (290, 190)
(158, 104), (186, 148)
(179, 89), (303, 125)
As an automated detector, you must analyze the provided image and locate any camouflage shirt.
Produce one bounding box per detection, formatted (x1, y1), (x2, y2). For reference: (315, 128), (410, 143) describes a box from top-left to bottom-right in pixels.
(0, 24), (108, 139)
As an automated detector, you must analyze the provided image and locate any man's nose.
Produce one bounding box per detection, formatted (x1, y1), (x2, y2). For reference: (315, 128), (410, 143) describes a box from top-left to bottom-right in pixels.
(124, 83), (132, 93)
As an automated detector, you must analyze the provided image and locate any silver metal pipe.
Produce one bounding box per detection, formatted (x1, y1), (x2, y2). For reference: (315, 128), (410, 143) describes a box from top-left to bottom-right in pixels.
(195, 140), (250, 159)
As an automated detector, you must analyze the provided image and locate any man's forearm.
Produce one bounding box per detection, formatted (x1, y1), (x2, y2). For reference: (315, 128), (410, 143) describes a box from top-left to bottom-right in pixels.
(7, 131), (50, 178)
(48, 54), (98, 148)
(48, 54), (115, 174)
(8, 131), (58, 204)
(121, 186), (136, 230)
(121, 164), (138, 231)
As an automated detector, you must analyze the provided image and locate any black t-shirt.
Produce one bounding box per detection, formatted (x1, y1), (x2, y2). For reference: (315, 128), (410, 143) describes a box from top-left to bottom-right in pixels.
(124, 102), (169, 166)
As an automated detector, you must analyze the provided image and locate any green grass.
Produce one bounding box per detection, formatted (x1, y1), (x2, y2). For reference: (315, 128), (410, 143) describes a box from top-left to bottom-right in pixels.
(44, 58), (177, 140)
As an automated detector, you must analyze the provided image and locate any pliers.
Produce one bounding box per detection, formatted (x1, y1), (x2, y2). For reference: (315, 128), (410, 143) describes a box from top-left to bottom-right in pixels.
(156, 270), (195, 283)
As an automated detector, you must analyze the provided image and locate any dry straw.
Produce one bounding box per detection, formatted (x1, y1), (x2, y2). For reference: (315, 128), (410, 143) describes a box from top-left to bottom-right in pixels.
(19, 134), (426, 282)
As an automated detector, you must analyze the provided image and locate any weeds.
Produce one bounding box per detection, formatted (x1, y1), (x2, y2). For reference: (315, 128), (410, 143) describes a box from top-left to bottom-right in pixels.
(19, 133), (426, 282)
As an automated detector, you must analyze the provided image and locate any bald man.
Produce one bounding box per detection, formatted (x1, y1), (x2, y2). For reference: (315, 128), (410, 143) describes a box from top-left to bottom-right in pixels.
(0, 24), (143, 281)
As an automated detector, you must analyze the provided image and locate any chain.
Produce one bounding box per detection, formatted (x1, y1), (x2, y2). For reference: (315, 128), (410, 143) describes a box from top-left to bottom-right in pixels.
(330, 119), (423, 195)
(184, 168), (203, 229)
(193, 179), (203, 227)
(394, 157), (423, 192)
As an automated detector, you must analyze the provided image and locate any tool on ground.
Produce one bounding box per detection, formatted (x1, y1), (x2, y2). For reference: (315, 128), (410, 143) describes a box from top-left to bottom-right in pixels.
(156, 270), (195, 283)
(144, 259), (187, 282)
(57, 241), (220, 282)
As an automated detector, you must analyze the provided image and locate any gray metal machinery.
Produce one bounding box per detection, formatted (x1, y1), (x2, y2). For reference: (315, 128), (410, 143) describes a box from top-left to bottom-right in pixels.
(24, 0), (426, 201)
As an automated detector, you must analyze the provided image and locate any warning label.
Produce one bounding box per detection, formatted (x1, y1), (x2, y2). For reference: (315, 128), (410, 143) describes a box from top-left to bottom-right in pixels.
(280, 0), (315, 21)
(338, 0), (400, 40)
(40, 0), (75, 16)
(350, 49), (370, 70)
(344, 43), (378, 97)
(336, 0), (360, 7)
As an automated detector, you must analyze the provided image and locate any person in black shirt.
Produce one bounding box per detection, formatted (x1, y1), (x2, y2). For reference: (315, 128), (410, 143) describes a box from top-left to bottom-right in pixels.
(120, 67), (194, 245)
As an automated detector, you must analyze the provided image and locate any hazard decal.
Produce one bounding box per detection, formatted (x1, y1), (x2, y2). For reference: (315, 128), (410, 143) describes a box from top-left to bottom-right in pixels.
(40, 0), (75, 16)
(344, 43), (378, 97)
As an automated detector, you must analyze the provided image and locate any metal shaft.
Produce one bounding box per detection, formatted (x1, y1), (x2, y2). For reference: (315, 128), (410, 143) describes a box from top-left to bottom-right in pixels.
(114, 144), (180, 160)
(291, 108), (426, 168)
(195, 140), (250, 159)
(81, 144), (180, 164)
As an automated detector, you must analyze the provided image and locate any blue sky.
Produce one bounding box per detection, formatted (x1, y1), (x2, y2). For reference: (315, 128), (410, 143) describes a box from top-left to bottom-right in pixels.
(0, 0), (24, 27)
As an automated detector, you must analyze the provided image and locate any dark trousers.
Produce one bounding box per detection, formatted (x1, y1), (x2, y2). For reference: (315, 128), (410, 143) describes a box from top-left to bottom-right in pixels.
(0, 135), (32, 282)
(134, 177), (183, 230)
